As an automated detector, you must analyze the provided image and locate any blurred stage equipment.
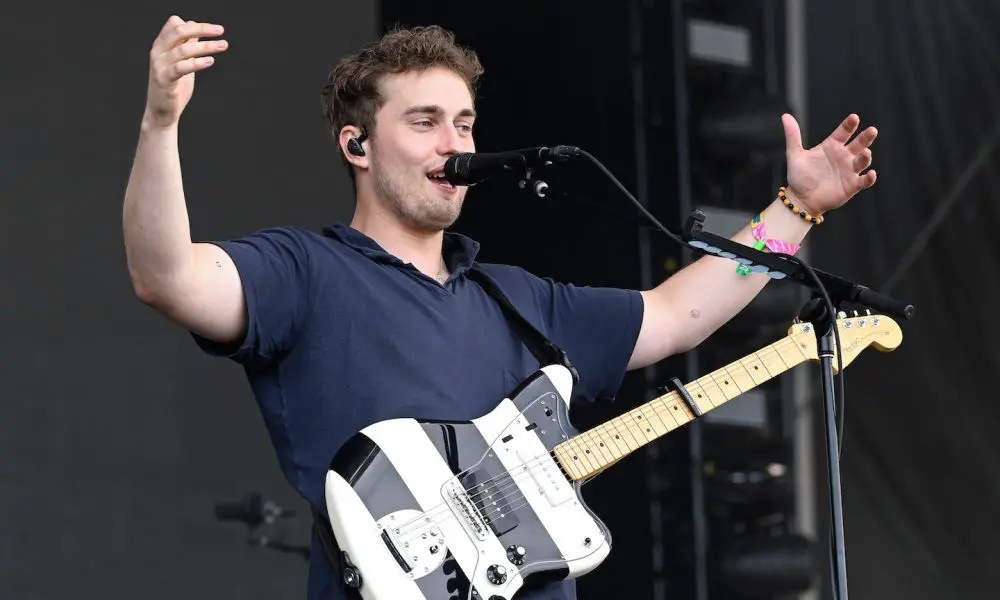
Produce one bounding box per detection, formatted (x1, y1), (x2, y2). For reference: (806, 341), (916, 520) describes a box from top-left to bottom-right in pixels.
(720, 532), (816, 596)
(214, 492), (310, 561)
(701, 426), (817, 598)
(628, 2), (913, 600)
(639, 2), (821, 599)
(694, 93), (792, 165)
(685, 12), (791, 172)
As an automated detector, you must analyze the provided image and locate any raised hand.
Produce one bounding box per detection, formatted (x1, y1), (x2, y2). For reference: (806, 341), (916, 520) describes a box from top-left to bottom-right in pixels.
(782, 113), (879, 215)
(144, 16), (228, 129)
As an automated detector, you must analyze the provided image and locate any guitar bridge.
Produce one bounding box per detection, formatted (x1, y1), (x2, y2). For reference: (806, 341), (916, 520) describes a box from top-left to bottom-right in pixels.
(446, 483), (489, 541)
(380, 529), (412, 573)
(375, 509), (449, 579)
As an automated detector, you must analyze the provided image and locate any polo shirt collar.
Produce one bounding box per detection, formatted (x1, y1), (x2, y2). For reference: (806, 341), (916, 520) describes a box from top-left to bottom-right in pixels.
(323, 222), (481, 277)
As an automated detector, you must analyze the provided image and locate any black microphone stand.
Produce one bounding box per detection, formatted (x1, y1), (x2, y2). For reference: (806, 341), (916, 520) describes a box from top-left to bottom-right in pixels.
(677, 210), (914, 600)
(545, 147), (914, 600)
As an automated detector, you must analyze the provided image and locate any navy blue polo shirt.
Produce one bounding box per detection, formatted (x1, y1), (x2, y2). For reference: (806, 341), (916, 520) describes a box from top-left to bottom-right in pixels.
(194, 223), (643, 600)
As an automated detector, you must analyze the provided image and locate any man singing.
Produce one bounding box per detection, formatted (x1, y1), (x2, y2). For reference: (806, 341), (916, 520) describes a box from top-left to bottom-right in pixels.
(123, 16), (878, 600)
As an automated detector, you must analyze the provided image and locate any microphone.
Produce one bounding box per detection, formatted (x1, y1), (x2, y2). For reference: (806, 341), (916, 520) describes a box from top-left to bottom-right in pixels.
(443, 145), (580, 186)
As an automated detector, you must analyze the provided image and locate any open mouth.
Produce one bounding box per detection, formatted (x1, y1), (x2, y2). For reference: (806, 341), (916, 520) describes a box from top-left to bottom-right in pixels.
(427, 170), (456, 190)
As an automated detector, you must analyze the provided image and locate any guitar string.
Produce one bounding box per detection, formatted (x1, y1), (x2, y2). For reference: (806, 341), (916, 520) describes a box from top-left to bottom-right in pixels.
(387, 337), (808, 541)
(396, 369), (762, 546)
(388, 336), (808, 539)
(393, 387), (699, 542)
(396, 342), (804, 542)
(396, 321), (880, 549)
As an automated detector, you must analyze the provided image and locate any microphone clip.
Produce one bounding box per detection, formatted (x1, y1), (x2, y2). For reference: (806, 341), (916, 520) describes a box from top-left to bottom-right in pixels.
(517, 167), (550, 198)
(516, 145), (580, 197)
(517, 144), (579, 197)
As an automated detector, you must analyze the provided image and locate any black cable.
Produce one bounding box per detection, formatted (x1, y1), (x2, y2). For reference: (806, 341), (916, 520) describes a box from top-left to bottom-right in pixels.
(577, 147), (846, 599)
(576, 148), (845, 448)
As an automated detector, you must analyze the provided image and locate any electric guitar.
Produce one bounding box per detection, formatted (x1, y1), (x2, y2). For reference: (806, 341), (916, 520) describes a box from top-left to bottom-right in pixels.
(321, 314), (902, 600)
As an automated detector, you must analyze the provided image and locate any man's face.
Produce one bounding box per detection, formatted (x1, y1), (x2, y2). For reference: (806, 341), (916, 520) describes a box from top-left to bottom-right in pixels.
(367, 67), (477, 232)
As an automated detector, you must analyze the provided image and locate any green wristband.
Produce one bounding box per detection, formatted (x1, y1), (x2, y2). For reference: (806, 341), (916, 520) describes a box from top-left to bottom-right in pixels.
(736, 239), (767, 276)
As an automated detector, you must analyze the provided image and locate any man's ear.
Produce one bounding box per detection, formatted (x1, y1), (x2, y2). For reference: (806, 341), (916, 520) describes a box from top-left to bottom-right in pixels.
(338, 125), (370, 169)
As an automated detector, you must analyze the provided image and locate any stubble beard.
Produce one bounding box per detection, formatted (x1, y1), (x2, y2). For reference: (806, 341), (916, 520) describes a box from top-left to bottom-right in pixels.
(371, 154), (464, 233)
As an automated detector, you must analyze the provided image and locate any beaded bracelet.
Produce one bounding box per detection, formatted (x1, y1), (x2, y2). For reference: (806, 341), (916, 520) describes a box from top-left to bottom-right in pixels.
(779, 186), (824, 225)
(736, 213), (802, 276)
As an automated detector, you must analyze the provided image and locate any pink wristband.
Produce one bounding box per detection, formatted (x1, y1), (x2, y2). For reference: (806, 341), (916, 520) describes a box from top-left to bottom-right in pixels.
(751, 214), (800, 255)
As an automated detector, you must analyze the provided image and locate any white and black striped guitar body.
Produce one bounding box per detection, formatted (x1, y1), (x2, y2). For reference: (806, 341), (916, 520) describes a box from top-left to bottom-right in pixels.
(322, 365), (608, 600)
(319, 314), (903, 600)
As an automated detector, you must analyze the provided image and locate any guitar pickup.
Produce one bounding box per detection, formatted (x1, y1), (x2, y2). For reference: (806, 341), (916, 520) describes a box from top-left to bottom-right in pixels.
(516, 449), (574, 507)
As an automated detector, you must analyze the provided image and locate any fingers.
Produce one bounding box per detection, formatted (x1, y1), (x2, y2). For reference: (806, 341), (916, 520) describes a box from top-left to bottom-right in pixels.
(847, 125), (879, 155)
(828, 113), (861, 144)
(782, 113), (804, 154)
(153, 16), (224, 53)
(170, 39), (229, 64)
(159, 15), (185, 34)
(162, 55), (218, 83)
(853, 148), (873, 173)
(850, 167), (877, 194)
(152, 40), (227, 86)
(861, 169), (877, 189)
(150, 17), (228, 86)
(850, 147), (876, 193)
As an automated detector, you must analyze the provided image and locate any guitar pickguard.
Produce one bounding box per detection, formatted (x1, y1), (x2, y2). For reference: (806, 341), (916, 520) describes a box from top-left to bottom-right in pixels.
(323, 365), (610, 600)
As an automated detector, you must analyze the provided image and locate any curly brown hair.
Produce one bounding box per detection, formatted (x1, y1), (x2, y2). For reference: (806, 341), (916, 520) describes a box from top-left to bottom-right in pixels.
(321, 25), (485, 178)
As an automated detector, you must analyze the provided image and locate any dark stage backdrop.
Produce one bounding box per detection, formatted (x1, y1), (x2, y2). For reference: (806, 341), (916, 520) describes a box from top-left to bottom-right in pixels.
(806, 1), (1000, 599)
(0, 2), (376, 598)
(8, 2), (998, 600)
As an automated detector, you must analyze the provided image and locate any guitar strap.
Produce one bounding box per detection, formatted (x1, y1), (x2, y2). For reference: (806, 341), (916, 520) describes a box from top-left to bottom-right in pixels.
(466, 266), (579, 385)
(312, 264), (579, 596)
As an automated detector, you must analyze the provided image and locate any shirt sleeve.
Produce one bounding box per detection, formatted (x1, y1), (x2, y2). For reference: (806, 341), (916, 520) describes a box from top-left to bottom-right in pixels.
(498, 267), (644, 403)
(191, 226), (316, 368)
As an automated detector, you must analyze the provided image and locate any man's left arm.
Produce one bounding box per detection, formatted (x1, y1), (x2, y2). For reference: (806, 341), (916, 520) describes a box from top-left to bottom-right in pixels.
(628, 113), (880, 371)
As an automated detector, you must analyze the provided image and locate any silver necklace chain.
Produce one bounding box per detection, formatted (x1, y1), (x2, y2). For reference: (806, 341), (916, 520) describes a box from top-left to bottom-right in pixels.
(435, 260), (449, 283)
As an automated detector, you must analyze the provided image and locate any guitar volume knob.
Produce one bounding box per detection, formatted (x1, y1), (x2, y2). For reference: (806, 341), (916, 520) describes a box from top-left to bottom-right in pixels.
(486, 564), (508, 585)
(505, 544), (526, 566)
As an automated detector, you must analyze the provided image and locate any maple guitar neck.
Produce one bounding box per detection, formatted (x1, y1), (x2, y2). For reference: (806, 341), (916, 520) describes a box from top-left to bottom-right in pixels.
(552, 335), (804, 481)
(552, 313), (902, 481)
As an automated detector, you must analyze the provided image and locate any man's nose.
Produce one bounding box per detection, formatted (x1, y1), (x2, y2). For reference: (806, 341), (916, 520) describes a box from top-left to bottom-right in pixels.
(438, 125), (467, 155)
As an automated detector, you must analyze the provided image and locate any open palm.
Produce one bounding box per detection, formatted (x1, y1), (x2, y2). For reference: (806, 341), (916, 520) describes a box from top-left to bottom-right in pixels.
(783, 113), (879, 214)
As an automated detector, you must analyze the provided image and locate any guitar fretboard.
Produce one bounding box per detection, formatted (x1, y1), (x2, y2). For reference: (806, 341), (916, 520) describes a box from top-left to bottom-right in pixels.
(553, 335), (810, 481)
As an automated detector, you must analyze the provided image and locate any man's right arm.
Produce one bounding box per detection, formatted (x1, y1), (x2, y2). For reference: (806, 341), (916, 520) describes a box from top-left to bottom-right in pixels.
(123, 123), (245, 344)
(123, 16), (235, 343)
